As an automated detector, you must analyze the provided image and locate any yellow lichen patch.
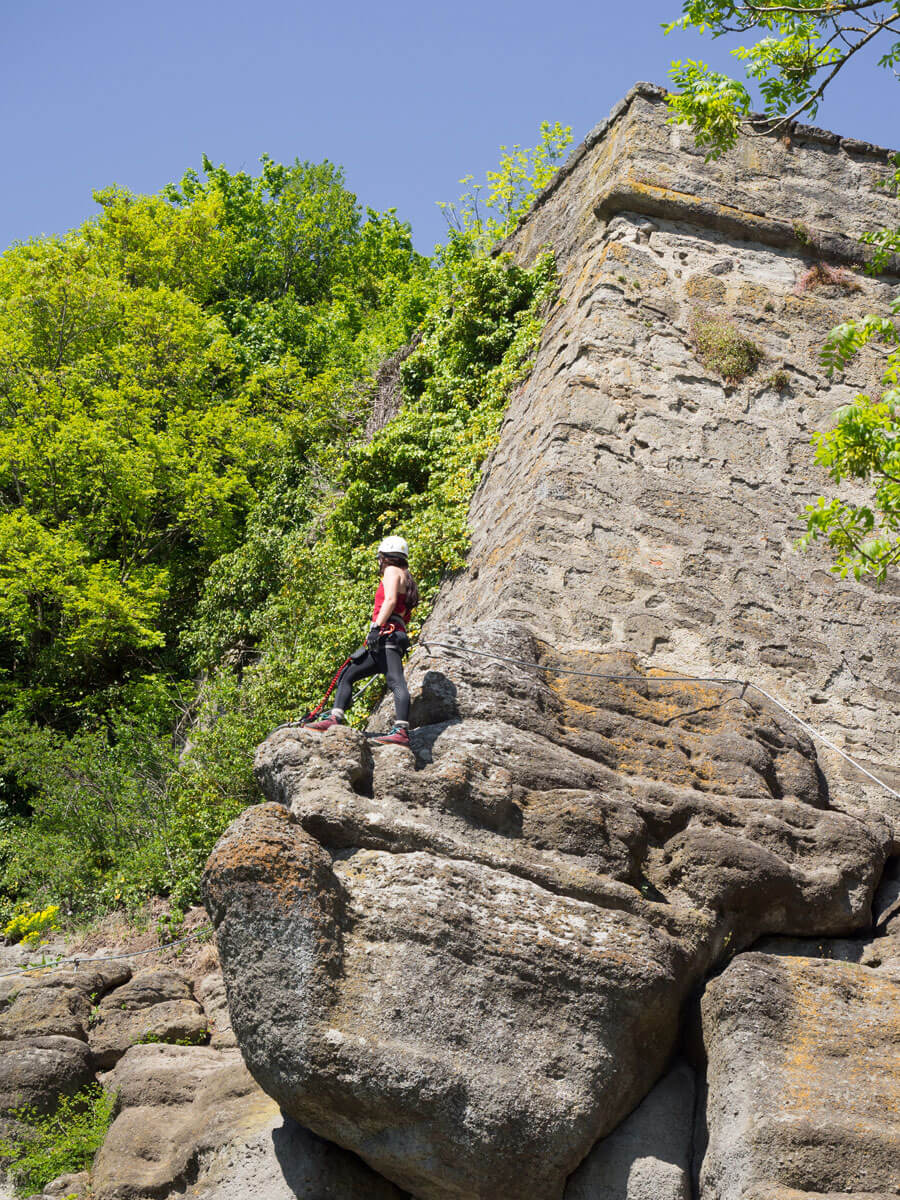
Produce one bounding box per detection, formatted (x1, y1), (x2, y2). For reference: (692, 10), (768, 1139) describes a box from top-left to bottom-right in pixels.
(686, 275), (727, 305)
(777, 959), (900, 1127)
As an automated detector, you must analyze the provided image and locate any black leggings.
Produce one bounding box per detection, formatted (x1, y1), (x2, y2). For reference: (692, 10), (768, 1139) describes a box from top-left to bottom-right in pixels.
(333, 640), (410, 723)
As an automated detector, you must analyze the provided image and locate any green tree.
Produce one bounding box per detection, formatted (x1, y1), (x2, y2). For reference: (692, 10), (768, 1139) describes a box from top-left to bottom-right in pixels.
(665, 1), (900, 580)
(438, 121), (572, 247)
(0, 157), (428, 720)
(0, 128), (562, 925)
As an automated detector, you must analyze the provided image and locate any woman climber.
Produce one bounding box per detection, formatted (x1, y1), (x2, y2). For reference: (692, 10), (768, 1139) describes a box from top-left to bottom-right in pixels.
(307, 536), (418, 745)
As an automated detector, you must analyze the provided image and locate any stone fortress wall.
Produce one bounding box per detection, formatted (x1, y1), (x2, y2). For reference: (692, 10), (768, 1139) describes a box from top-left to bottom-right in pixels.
(428, 82), (900, 819)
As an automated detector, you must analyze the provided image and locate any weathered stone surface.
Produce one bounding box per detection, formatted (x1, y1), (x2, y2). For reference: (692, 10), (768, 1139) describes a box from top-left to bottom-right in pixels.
(205, 801), (699, 1200)
(91, 1045), (255, 1199)
(0, 964), (130, 1043)
(743, 1189), (899, 1200)
(88, 967), (207, 1068)
(34, 1172), (90, 1198)
(429, 83), (900, 826)
(700, 952), (900, 1199)
(230, 616), (888, 1200)
(91, 1043), (404, 1200)
(0, 1035), (93, 1113)
(565, 1060), (695, 1200)
(194, 968), (236, 1049)
(268, 623), (886, 946)
(191, 1111), (410, 1200)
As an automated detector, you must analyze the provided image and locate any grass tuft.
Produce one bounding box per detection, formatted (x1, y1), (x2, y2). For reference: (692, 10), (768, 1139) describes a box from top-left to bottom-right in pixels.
(794, 261), (862, 295)
(689, 311), (763, 384)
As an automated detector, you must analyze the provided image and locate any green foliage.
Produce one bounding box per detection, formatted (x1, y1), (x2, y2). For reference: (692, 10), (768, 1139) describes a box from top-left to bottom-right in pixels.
(3, 902), (59, 945)
(0, 132), (562, 922)
(0, 158), (428, 724)
(861, 154), (900, 272)
(666, 61), (752, 155)
(134, 1027), (208, 1046)
(664, 1), (899, 158)
(799, 299), (900, 580)
(0, 706), (182, 915)
(689, 310), (763, 382)
(438, 122), (572, 246)
(0, 1084), (114, 1196)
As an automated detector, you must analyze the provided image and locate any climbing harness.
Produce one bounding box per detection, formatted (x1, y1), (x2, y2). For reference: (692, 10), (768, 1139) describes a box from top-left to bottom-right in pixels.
(274, 622), (409, 733)
(418, 636), (900, 801)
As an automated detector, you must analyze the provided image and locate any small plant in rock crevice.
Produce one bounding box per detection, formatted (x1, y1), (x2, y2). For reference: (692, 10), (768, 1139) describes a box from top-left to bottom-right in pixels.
(133, 1027), (209, 1046)
(792, 220), (812, 246)
(764, 368), (792, 392)
(689, 310), (763, 383)
(0, 1084), (115, 1197)
(794, 261), (862, 296)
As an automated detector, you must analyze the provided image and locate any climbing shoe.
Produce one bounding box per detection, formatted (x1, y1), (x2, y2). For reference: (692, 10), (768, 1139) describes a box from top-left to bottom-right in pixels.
(367, 725), (410, 746)
(305, 715), (344, 732)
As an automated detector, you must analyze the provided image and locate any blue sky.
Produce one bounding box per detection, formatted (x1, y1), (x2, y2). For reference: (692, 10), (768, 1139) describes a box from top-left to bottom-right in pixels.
(2, 0), (897, 254)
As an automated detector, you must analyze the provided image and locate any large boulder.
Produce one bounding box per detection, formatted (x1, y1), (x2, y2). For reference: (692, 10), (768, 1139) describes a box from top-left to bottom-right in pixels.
(0, 1035), (93, 1114)
(205, 801), (697, 1200)
(699, 952), (900, 1199)
(206, 624), (887, 1200)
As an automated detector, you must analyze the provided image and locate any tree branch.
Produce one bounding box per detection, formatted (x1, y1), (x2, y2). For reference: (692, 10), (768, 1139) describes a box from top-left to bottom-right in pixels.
(744, 18), (890, 135)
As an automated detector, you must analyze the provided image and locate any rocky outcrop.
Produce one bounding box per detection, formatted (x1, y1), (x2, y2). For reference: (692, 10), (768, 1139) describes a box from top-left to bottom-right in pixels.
(0, 1036), (93, 1115)
(88, 967), (208, 1069)
(203, 83), (900, 1200)
(0, 947), (403, 1200)
(204, 619), (890, 1199)
(700, 952), (900, 1199)
(90, 1042), (405, 1200)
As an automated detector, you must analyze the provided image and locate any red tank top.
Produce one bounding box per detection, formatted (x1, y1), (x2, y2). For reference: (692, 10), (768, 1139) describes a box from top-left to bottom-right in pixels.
(372, 578), (412, 626)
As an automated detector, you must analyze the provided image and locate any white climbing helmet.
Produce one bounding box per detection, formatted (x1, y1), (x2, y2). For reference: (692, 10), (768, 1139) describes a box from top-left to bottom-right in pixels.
(377, 535), (409, 559)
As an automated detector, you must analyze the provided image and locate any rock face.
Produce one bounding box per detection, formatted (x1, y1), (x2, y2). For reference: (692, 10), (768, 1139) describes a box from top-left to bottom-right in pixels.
(90, 1042), (408, 1200)
(700, 953), (900, 1199)
(207, 621), (889, 1199)
(204, 84), (900, 1200)
(0, 947), (402, 1200)
(88, 967), (208, 1069)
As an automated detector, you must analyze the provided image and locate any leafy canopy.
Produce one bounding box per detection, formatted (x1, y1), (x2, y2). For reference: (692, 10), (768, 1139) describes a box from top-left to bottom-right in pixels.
(438, 121), (572, 247)
(0, 158), (429, 723)
(0, 128), (561, 925)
